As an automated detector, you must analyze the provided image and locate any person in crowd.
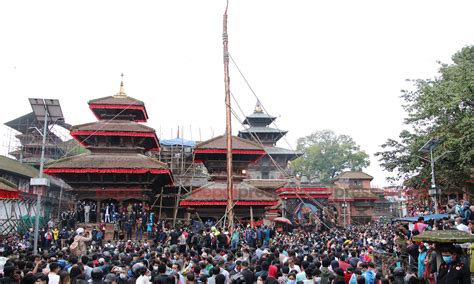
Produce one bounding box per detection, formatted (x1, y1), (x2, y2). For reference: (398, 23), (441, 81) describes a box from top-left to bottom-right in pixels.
(1, 201), (473, 284)
(436, 244), (470, 283)
(413, 217), (428, 234)
(71, 228), (92, 257)
(48, 262), (61, 284)
(123, 219), (132, 241)
(461, 201), (472, 223)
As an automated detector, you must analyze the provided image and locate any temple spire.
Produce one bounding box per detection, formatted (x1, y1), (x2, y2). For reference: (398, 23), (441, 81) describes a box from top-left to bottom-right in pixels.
(115, 73), (127, 97)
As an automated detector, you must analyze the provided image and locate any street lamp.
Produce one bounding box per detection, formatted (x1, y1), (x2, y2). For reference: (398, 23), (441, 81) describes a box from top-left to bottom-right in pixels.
(419, 138), (441, 214)
(341, 202), (348, 227)
(28, 98), (64, 255)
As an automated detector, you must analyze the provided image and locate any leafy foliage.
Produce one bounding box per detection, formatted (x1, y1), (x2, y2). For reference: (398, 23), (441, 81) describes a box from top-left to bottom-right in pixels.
(291, 129), (370, 183)
(376, 46), (474, 192)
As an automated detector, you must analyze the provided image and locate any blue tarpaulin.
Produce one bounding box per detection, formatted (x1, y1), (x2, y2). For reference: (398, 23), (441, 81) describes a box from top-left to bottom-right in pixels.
(160, 138), (196, 147)
(396, 213), (449, 222)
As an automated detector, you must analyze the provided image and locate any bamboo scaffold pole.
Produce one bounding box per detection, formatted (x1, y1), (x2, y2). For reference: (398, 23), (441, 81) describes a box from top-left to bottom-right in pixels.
(223, 2), (234, 232)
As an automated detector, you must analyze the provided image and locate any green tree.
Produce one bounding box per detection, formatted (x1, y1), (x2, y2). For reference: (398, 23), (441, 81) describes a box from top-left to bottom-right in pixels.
(376, 46), (474, 193)
(291, 129), (370, 183)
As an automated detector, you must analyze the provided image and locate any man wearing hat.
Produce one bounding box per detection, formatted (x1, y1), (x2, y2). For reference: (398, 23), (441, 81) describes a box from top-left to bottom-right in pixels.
(73, 228), (92, 256)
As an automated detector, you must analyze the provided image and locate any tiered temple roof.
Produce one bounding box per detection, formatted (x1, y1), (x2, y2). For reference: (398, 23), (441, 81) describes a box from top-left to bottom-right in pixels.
(276, 186), (332, 199)
(180, 182), (277, 206)
(44, 77), (172, 200)
(194, 135), (266, 162)
(70, 120), (160, 150)
(334, 171), (374, 181)
(238, 101), (288, 146)
(238, 101), (302, 181)
(180, 135), (278, 207)
(88, 81), (149, 122)
(44, 153), (171, 175)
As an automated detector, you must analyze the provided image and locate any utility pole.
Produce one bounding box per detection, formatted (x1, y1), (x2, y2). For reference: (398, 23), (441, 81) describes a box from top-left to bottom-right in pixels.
(29, 98), (64, 255)
(419, 138), (446, 214)
(429, 146), (438, 213)
(32, 110), (48, 255)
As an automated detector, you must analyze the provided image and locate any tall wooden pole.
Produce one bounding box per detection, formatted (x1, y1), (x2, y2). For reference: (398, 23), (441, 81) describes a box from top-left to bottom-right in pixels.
(223, 7), (234, 232)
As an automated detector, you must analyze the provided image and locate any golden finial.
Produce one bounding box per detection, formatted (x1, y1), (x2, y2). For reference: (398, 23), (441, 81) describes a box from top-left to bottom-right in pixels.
(254, 100), (263, 113)
(114, 73), (127, 97)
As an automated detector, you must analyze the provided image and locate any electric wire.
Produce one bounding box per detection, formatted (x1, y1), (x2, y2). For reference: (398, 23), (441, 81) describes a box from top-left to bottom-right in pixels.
(229, 93), (289, 178)
(229, 54), (299, 156)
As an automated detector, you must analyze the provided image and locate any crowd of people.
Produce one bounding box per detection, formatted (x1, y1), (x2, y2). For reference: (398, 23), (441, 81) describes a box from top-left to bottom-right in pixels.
(406, 198), (474, 219)
(0, 202), (473, 284)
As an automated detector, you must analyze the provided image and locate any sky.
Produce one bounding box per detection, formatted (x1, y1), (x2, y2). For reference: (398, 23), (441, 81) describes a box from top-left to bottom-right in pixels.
(0, 0), (473, 187)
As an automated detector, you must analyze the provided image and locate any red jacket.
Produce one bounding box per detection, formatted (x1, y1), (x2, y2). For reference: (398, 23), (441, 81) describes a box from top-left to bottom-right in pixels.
(339, 260), (351, 272)
(344, 272), (352, 284)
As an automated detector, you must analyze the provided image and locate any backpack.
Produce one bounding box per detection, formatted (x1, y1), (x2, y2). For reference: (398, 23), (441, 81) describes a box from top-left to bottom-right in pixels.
(69, 239), (79, 253)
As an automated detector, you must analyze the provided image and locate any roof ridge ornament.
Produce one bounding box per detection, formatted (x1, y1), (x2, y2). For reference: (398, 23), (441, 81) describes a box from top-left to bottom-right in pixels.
(114, 73), (127, 97)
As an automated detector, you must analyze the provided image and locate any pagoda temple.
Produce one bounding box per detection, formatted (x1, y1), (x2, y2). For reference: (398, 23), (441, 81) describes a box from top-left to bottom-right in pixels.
(5, 111), (72, 167)
(180, 135), (278, 220)
(44, 79), (173, 222)
(238, 101), (302, 180)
